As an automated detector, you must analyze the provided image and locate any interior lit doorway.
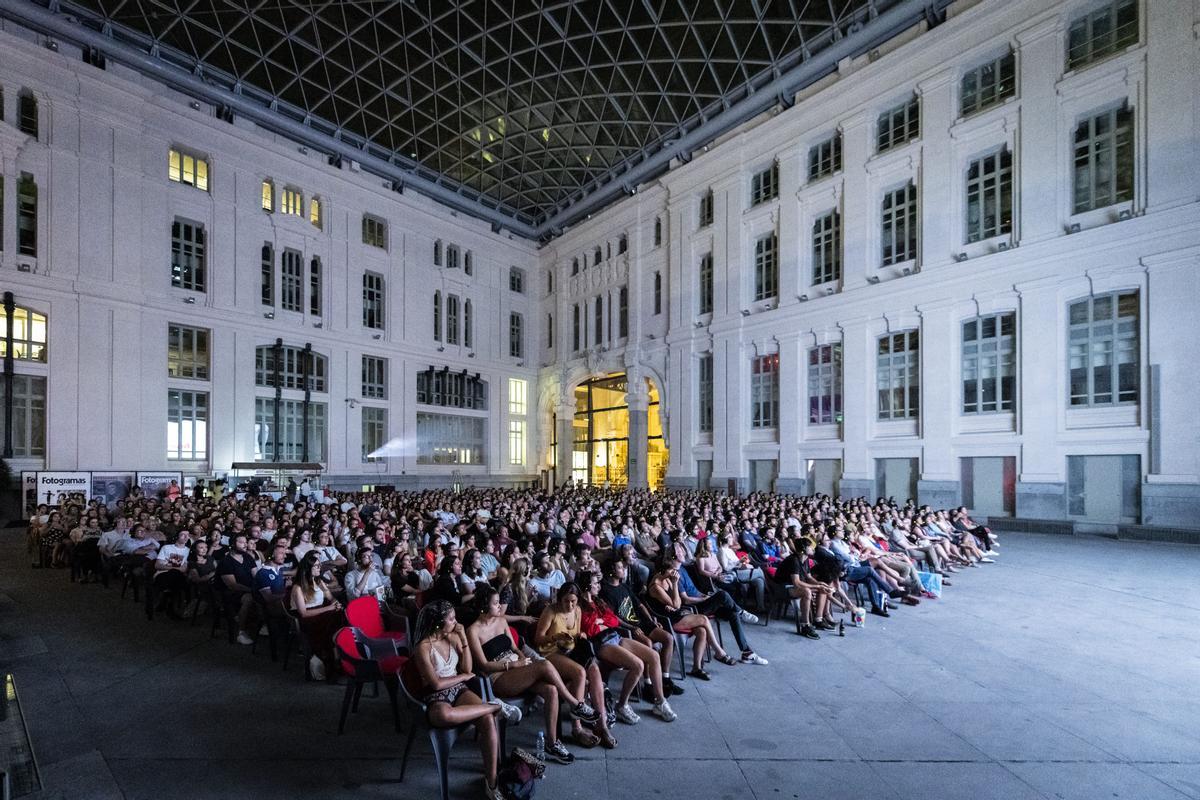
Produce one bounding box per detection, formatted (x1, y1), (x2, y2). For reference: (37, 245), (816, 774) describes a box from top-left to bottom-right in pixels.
(556, 373), (668, 489)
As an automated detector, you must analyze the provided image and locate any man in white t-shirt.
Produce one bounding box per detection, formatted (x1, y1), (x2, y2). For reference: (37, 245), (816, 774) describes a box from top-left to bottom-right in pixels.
(153, 530), (191, 619)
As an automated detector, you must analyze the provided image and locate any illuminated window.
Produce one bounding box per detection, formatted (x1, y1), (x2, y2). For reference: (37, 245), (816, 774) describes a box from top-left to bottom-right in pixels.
(167, 389), (208, 460)
(509, 420), (526, 466)
(309, 197), (322, 228)
(168, 148), (209, 191)
(0, 306), (48, 362)
(363, 215), (388, 249)
(751, 354), (779, 428)
(281, 187), (302, 216)
(261, 179), (274, 211)
(509, 378), (527, 415)
(167, 323), (209, 380)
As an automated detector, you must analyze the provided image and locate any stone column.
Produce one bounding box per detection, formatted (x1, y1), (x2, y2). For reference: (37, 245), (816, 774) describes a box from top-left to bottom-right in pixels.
(916, 299), (960, 508)
(1014, 18), (1063, 245)
(554, 399), (575, 490)
(838, 316), (874, 500)
(917, 70), (957, 267)
(1014, 277), (1067, 518)
(775, 331), (804, 493)
(838, 112), (874, 290)
(626, 370), (650, 489)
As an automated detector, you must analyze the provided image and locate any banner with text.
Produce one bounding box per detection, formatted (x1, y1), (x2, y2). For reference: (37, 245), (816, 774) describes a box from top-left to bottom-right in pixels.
(35, 472), (93, 506)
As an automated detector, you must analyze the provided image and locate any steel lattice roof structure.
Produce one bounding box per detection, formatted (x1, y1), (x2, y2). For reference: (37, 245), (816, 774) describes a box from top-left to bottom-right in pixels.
(1, 0), (951, 240)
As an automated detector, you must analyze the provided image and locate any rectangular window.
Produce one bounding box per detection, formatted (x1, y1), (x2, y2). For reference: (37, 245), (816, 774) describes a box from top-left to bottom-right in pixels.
(699, 253), (714, 314)
(698, 190), (714, 227)
(750, 161), (779, 206)
(877, 96), (920, 153)
(464, 251), (473, 275)
(877, 330), (920, 419)
(1067, 0), (1139, 71)
(510, 313), (524, 359)
(0, 307), (48, 363)
(309, 257), (322, 316)
(446, 295), (460, 345)
(464, 300), (473, 349)
(573, 304), (581, 351)
(812, 211), (841, 285)
(698, 353), (713, 434)
(1069, 291), (1139, 406)
(961, 51), (1016, 117)
(260, 244), (274, 305)
(594, 296), (604, 344)
(0, 374), (46, 457)
(808, 344), (843, 424)
(446, 245), (460, 270)
(509, 420), (527, 466)
(167, 148), (209, 191)
(17, 173), (37, 257)
(17, 90), (38, 139)
(965, 148), (1013, 243)
(280, 249), (303, 312)
(280, 187), (303, 216)
(362, 355), (387, 399)
(167, 324), (210, 380)
(753, 233), (778, 301)
(618, 287), (629, 338)
(167, 389), (208, 460)
(1073, 105), (1134, 214)
(416, 412), (486, 465)
(750, 354), (780, 429)
(509, 267), (525, 293)
(416, 370), (487, 410)
(261, 179), (274, 211)
(170, 218), (206, 292)
(547, 313), (555, 349)
(808, 134), (842, 181)
(362, 406), (387, 462)
(654, 272), (663, 315)
(362, 215), (387, 249)
(433, 292), (442, 342)
(881, 182), (918, 266)
(309, 197), (322, 229)
(962, 313), (1016, 414)
(254, 398), (326, 462)
(363, 272), (385, 329)
(509, 378), (528, 415)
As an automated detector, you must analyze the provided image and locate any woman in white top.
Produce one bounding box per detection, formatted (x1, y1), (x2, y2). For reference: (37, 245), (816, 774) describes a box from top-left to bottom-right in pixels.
(153, 530), (192, 619)
(290, 551), (343, 680)
(291, 528), (315, 562)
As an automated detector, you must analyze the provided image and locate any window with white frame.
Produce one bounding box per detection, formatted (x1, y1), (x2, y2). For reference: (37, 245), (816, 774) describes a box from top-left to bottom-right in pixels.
(309, 197), (322, 229)
(0, 375), (45, 457)
(260, 243), (274, 305)
(750, 354), (779, 429)
(618, 287), (628, 338)
(167, 323), (209, 380)
(594, 296), (604, 344)
(434, 239), (443, 266)
(254, 345), (328, 391)
(168, 147), (209, 191)
(17, 173), (37, 257)
(698, 353), (713, 433)
(1067, 0), (1138, 71)
(446, 244), (460, 270)
(464, 300), (473, 349)
(654, 217), (662, 246)
(877, 330), (920, 419)
(881, 182), (918, 266)
(753, 232), (778, 301)
(965, 148), (1013, 243)
(508, 420), (526, 466)
(446, 295), (460, 345)
(360, 214), (388, 248)
(698, 189), (714, 227)
(416, 370), (487, 409)
(416, 412), (486, 465)
(1069, 291), (1138, 406)
(618, 234), (628, 254)
(750, 161), (779, 206)
(508, 378), (527, 415)
(877, 96), (920, 153)
(280, 249), (303, 312)
(808, 344), (842, 424)
(170, 218), (206, 292)
(962, 313), (1016, 414)
(261, 179), (274, 211)
(433, 292), (442, 342)
(961, 50), (1016, 117)
(309, 257), (322, 316)
(572, 304), (581, 351)
(254, 398), (326, 462)
(510, 267), (525, 293)
(464, 251), (473, 275)
(363, 272), (385, 329)
(280, 186), (303, 216)
(167, 389), (208, 460)
(17, 89), (38, 139)
(509, 313), (524, 359)
(808, 133), (842, 181)
(1073, 104), (1133, 214)
(362, 406), (387, 462)
(362, 355), (387, 399)
(812, 210), (841, 285)
(699, 253), (714, 314)
(653, 272), (663, 314)
(0, 306), (47, 363)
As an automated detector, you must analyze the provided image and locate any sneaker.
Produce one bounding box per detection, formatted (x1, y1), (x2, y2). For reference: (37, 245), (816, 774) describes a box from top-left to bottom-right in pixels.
(489, 699), (523, 725)
(545, 739), (575, 764)
(815, 619), (837, 631)
(482, 779), (504, 800)
(651, 700), (677, 722)
(870, 607), (891, 618)
(738, 609), (759, 624)
(664, 678), (685, 697)
(980, 557), (995, 563)
(614, 703), (640, 725)
(569, 701), (599, 723)
(308, 654), (326, 681)
(797, 624), (820, 640)
(236, 632), (255, 645)
(740, 651), (768, 666)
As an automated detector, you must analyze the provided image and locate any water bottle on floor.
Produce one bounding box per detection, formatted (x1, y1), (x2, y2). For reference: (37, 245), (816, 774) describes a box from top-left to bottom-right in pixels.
(536, 731), (545, 762)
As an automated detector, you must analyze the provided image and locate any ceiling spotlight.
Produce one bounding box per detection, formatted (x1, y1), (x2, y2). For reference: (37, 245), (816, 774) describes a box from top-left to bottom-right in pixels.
(901, 267), (912, 276)
(741, 309), (751, 317)
(44, 39), (59, 51)
(825, 286), (835, 295)
(954, 252), (969, 262)
(468, 352), (475, 358)
(189, 100), (202, 111)
(1118, 209), (1132, 220)
(694, 321), (704, 328)
(263, 311), (275, 319)
(867, 276), (881, 284)
(299, 146), (309, 155)
(437, 346), (445, 352)
(183, 296), (196, 305)
(312, 321), (323, 328)
(798, 294), (809, 302)
(997, 242), (1010, 251)
(372, 334), (382, 340)
(1067, 222), (1081, 234)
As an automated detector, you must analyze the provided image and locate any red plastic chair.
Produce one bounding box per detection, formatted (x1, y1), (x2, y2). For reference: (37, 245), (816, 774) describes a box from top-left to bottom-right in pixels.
(345, 596), (409, 670)
(334, 626), (407, 735)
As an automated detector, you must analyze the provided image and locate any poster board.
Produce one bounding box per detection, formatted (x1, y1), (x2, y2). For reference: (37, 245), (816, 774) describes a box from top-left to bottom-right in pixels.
(21, 471), (37, 516)
(91, 472), (136, 508)
(136, 471), (183, 500)
(34, 472), (92, 506)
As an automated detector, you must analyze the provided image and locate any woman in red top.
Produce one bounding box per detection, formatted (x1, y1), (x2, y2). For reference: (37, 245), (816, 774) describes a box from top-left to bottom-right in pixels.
(577, 570), (677, 724)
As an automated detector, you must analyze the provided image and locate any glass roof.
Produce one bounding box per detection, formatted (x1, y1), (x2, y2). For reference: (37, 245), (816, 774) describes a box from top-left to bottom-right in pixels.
(51, 0), (916, 236)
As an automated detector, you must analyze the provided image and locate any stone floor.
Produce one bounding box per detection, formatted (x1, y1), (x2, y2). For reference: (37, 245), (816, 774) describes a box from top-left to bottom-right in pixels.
(2, 531), (1199, 800)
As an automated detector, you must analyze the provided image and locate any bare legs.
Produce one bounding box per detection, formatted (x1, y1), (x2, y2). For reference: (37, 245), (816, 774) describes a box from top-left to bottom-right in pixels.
(427, 689), (500, 788)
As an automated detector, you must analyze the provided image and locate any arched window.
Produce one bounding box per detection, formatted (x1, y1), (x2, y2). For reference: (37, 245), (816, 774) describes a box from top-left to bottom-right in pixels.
(433, 239), (443, 266)
(593, 246), (602, 264)
(654, 217), (662, 246)
(0, 306), (48, 362)
(572, 258), (579, 275)
(618, 234), (628, 254)
(254, 345), (327, 391)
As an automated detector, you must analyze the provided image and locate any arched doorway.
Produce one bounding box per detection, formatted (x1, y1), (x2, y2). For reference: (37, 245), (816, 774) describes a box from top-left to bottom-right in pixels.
(553, 372), (669, 489)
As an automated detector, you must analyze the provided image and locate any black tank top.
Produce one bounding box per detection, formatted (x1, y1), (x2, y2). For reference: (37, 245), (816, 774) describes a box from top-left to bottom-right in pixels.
(481, 632), (514, 662)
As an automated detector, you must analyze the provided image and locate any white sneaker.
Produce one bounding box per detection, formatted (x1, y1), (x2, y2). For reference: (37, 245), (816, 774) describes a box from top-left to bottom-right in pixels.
(489, 699), (523, 725)
(236, 632), (255, 645)
(740, 651), (768, 666)
(614, 703), (640, 725)
(309, 654), (326, 681)
(651, 700), (677, 722)
(738, 609), (759, 624)
(980, 557), (995, 563)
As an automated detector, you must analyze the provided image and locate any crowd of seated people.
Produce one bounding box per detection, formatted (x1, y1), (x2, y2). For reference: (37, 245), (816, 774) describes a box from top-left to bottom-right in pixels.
(26, 483), (998, 799)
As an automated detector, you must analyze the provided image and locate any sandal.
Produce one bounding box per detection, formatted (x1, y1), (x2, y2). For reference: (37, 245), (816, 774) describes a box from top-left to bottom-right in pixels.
(687, 668), (711, 681)
(598, 729), (618, 749)
(571, 728), (600, 748)
(715, 654), (738, 666)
